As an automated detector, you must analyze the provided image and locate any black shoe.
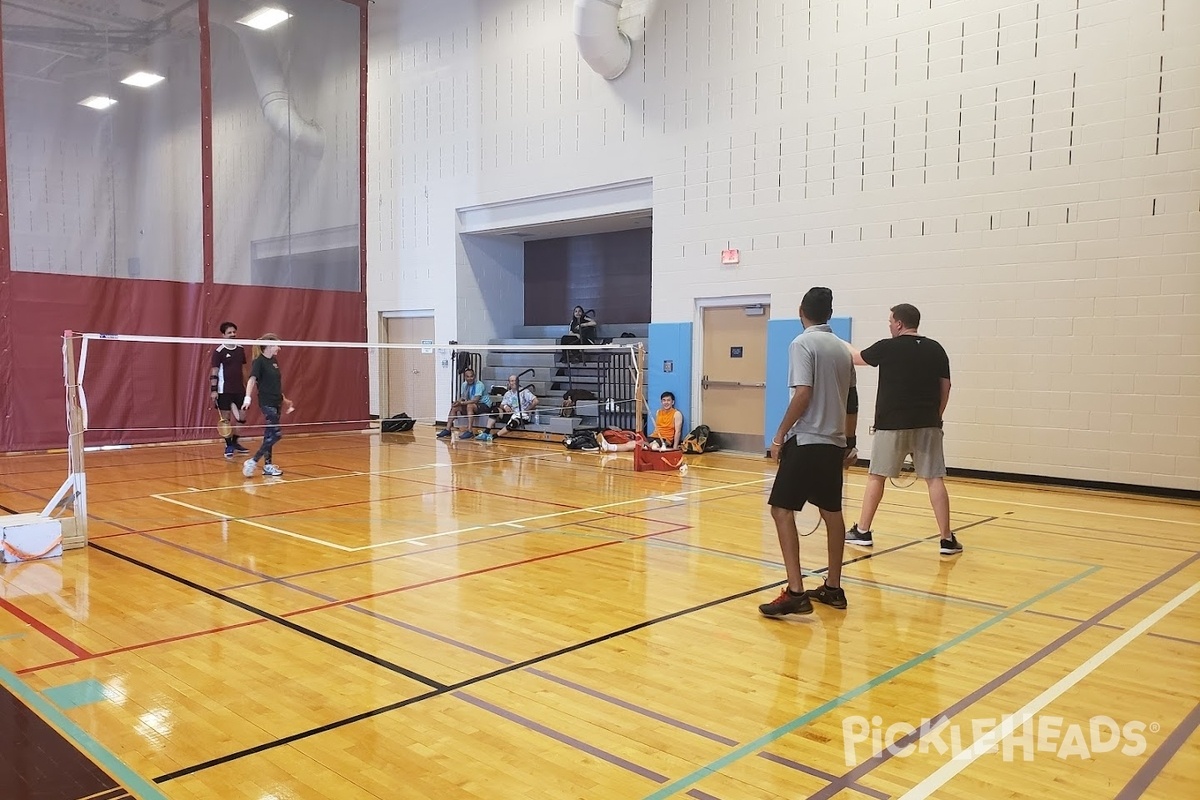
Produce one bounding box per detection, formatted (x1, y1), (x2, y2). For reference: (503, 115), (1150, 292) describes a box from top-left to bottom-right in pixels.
(939, 535), (963, 555)
(759, 588), (813, 617)
(846, 524), (873, 547)
(807, 582), (847, 609)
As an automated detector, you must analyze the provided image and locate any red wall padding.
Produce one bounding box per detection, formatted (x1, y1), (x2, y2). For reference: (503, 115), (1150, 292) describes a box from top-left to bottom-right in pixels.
(6, 273), (367, 452)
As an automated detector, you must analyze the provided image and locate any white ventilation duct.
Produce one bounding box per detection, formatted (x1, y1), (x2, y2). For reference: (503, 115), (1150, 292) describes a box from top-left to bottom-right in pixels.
(220, 23), (325, 158)
(574, 0), (631, 80)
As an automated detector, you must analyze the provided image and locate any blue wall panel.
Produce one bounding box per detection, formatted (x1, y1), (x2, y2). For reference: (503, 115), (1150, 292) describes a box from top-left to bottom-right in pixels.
(647, 322), (693, 434)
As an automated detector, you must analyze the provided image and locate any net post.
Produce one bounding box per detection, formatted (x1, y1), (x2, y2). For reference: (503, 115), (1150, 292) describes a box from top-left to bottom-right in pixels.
(634, 343), (646, 437)
(54, 331), (87, 548)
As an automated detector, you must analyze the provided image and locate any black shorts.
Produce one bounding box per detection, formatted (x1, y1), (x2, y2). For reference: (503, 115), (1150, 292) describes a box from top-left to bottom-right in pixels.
(216, 392), (245, 412)
(767, 440), (844, 512)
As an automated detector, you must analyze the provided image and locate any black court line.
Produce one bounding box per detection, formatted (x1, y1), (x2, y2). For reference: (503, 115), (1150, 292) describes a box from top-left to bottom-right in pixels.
(0, 502), (22, 514)
(154, 579), (777, 782)
(154, 514), (1001, 782)
(88, 542), (446, 693)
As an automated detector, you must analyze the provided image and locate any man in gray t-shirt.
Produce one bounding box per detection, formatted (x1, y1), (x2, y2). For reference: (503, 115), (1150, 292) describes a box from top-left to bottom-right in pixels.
(760, 287), (858, 618)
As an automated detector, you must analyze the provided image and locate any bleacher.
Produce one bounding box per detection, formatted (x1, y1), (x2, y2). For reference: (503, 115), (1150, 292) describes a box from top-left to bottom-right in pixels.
(474, 323), (649, 437)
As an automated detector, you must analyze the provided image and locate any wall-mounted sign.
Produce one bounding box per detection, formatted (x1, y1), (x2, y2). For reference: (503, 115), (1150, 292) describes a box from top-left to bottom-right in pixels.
(730, 346), (743, 358)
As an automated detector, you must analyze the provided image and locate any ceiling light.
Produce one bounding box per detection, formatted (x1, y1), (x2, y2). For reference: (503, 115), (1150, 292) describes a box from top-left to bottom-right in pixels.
(237, 7), (292, 30)
(79, 95), (117, 110)
(121, 71), (165, 88)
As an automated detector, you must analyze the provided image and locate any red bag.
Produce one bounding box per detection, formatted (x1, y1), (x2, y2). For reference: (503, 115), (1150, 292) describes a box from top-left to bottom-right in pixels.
(634, 443), (685, 472)
(602, 429), (641, 445)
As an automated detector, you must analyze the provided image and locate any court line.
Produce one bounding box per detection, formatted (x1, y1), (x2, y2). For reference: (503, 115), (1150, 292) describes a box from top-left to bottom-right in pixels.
(1113, 702), (1200, 800)
(801, 551), (1200, 800)
(89, 542), (446, 691)
(641, 565), (1102, 800)
(154, 516), (1014, 785)
(0, 596), (90, 658)
(17, 619), (267, 676)
(152, 450), (565, 498)
(151, 494), (359, 552)
(911, 488), (1200, 527)
(149, 454), (737, 553)
(897, 578), (1200, 800)
(0, 663), (170, 800)
(333, 477), (771, 550)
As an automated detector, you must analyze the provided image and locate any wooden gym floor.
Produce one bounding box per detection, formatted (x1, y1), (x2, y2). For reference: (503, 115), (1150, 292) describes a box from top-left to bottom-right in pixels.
(0, 430), (1196, 799)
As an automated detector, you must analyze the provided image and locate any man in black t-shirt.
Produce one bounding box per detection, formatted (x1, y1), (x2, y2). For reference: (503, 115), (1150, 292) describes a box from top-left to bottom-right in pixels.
(846, 304), (961, 555)
(210, 321), (249, 458)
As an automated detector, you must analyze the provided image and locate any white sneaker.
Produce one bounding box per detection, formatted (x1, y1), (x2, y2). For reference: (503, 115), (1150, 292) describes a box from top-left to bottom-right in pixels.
(242, 458), (257, 477)
(262, 464), (283, 477)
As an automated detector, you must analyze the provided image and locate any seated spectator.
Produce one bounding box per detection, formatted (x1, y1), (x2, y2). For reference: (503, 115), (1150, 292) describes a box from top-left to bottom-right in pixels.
(598, 391), (684, 452)
(436, 367), (491, 439)
(560, 305), (597, 363)
(478, 375), (539, 441)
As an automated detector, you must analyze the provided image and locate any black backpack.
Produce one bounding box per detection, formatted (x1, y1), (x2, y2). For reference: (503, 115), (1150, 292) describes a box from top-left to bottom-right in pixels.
(563, 431), (599, 450)
(381, 413), (416, 433)
(681, 425), (718, 454)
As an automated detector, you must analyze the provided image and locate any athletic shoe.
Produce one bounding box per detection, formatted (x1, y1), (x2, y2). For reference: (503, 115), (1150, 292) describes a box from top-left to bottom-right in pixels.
(846, 524), (874, 547)
(758, 588), (813, 617)
(476, 432), (493, 441)
(232, 440), (249, 453)
(806, 582), (848, 609)
(242, 458), (257, 477)
(458, 430), (474, 439)
(263, 464), (283, 477)
(436, 429), (452, 438)
(224, 444), (235, 459)
(939, 535), (963, 555)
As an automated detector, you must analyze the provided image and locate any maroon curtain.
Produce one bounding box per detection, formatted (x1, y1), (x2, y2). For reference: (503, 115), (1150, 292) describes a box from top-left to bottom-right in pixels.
(0, 0), (369, 452)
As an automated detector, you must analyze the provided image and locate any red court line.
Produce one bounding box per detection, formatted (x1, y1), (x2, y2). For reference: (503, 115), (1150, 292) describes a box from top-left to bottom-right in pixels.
(281, 527), (685, 619)
(0, 597), (90, 659)
(17, 618), (267, 675)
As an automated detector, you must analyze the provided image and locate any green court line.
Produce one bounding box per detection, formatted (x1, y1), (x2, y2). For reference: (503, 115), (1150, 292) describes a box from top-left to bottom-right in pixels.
(642, 538), (1045, 612)
(0, 663), (169, 800)
(643, 564), (1103, 799)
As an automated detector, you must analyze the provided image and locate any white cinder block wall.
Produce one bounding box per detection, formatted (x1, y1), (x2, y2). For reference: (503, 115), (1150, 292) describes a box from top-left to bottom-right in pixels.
(367, 0), (1200, 491)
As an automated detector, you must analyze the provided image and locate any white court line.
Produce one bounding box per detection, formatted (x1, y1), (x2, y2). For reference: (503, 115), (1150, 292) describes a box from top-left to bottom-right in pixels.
(375, 477), (771, 549)
(888, 485), (1200, 527)
(152, 456), (768, 553)
(155, 452), (556, 497)
(898, 578), (1200, 800)
(152, 494), (358, 552)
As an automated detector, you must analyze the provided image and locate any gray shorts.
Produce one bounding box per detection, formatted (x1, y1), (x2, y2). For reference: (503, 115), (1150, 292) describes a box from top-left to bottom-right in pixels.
(869, 427), (946, 479)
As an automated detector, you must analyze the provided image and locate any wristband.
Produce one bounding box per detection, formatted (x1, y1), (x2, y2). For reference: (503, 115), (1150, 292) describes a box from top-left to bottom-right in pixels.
(847, 436), (857, 448)
(772, 438), (783, 446)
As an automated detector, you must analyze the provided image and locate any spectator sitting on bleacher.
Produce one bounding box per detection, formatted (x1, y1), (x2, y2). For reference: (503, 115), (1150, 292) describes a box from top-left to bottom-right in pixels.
(478, 375), (539, 441)
(598, 391), (684, 452)
(560, 305), (597, 363)
(437, 367), (491, 440)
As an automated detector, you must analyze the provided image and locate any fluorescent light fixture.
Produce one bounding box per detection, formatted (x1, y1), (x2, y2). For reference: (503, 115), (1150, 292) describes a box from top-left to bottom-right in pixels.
(121, 71), (165, 88)
(79, 95), (117, 110)
(237, 7), (292, 30)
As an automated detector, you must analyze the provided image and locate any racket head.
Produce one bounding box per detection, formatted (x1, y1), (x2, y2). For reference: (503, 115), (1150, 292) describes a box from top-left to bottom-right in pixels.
(890, 458), (917, 488)
(216, 418), (233, 438)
